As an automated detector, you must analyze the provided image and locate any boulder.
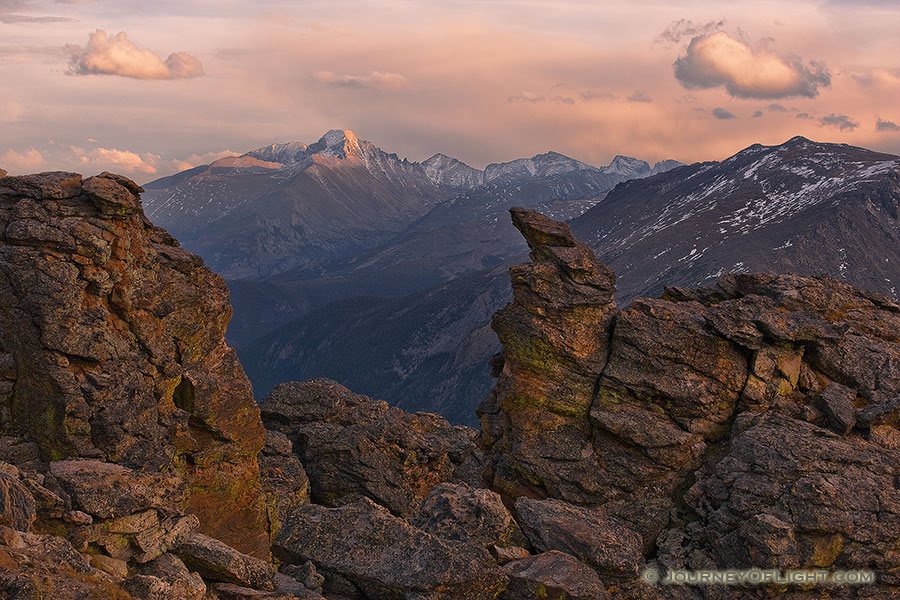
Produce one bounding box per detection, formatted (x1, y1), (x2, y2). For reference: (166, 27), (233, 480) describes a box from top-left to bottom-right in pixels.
(514, 497), (643, 580)
(410, 482), (525, 549)
(273, 497), (508, 599)
(49, 459), (185, 519)
(177, 532), (276, 591)
(134, 553), (207, 600)
(261, 379), (483, 517)
(501, 551), (610, 600)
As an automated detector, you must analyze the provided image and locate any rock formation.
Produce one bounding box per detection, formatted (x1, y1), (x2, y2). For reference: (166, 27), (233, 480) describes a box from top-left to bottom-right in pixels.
(480, 206), (900, 598)
(0, 171), (269, 557)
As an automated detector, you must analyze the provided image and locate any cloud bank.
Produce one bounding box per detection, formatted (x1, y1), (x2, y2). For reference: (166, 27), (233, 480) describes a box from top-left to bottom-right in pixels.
(673, 31), (830, 99)
(66, 30), (203, 80)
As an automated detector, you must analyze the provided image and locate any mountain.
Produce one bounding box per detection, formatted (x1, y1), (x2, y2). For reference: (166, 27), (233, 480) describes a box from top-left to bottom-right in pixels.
(242, 137), (900, 425)
(142, 129), (451, 279)
(573, 135), (900, 302)
(230, 146), (679, 341)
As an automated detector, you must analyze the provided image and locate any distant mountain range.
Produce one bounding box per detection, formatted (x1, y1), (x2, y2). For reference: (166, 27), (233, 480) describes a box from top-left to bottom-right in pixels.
(144, 130), (678, 282)
(143, 130), (681, 349)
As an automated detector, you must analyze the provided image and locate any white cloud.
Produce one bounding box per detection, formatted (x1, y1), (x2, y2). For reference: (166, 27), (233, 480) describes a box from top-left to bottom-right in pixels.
(673, 31), (830, 99)
(65, 30), (204, 80)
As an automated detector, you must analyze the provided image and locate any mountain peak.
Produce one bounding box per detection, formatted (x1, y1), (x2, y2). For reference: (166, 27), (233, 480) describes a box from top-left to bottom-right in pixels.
(310, 129), (363, 159)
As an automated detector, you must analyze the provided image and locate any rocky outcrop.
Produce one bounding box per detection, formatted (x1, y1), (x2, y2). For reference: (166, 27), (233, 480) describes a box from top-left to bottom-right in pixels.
(479, 207), (618, 500)
(481, 207), (900, 597)
(260, 379), (483, 517)
(0, 171), (268, 556)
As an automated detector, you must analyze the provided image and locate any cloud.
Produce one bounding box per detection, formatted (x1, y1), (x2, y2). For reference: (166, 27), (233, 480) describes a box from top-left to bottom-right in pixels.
(656, 19), (727, 46)
(65, 30), (203, 80)
(876, 117), (900, 132)
(796, 112), (812, 119)
(0, 13), (73, 22)
(626, 90), (652, 103)
(311, 70), (409, 90)
(507, 90), (575, 104)
(1, 148), (45, 171)
(712, 107), (737, 120)
(1, 101), (25, 123)
(767, 103), (789, 112)
(54, 145), (236, 180)
(819, 114), (859, 130)
(673, 31), (830, 99)
(851, 68), (900, 88)
(752, 110), (763, 118)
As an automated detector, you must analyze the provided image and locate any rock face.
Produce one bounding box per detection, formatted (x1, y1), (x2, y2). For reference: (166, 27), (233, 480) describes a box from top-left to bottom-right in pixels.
(0, 171), (268, 556)
(260, 379), (483, 517)
(481, 207), (900, 597)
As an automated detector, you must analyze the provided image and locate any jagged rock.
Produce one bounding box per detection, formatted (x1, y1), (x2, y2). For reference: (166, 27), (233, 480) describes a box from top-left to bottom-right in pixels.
(514, 497), (643, 580)
(816, 382), (857, 435)
(50, 460), (185, 519)
(260, 379), (483, 517)
(410, 482), (525, 549)
(0, 473), (35, 532)
(259, 430), (309, 542)
(500, 551), (610, 600)
(0, 171), (269, 556)
(177, 532), (276, 591)
(479, 208), (618, 500)
(273, 497), (508, 599)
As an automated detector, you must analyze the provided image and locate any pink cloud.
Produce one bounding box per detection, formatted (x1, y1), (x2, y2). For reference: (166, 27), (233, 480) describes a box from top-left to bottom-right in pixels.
(66, 30), (203, 80)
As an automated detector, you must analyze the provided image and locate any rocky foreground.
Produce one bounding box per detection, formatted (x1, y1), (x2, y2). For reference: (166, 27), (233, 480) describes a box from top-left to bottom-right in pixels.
(1, 170), (899, 599)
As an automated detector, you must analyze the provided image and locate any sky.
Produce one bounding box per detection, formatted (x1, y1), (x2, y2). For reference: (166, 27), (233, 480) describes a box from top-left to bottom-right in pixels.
(2, 0), (899, 183)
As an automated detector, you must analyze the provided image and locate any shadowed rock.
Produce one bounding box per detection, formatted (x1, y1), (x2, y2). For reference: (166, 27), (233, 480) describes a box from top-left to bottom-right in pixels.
(273, 497), (508, 599)
(501, 551), (610, 600)
(260, 379), (483, 517)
